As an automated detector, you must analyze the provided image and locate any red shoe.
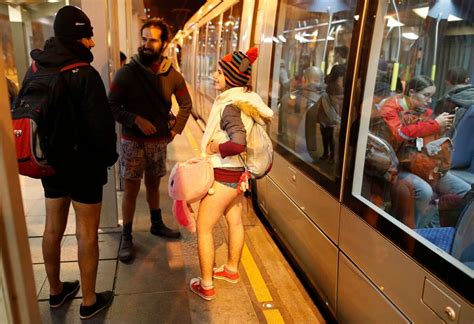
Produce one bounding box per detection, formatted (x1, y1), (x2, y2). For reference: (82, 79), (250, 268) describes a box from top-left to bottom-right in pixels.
(189, 278), (216, 301)
(213, 265), (240, 283)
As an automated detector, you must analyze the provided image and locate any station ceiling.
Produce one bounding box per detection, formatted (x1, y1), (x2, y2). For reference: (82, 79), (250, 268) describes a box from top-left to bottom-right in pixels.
(143, 0), (205, 35)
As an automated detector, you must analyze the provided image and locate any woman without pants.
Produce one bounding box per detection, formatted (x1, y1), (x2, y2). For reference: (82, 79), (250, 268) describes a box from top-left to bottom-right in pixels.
(189, 47), (273, 300)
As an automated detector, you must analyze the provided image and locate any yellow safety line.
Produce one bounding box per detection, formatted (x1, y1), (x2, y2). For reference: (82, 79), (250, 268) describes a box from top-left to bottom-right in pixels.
(184, 129), (200, 154)
(241, 244), (273, 301)
(183, 122), (285, 324)
(263, 309), (285, 324)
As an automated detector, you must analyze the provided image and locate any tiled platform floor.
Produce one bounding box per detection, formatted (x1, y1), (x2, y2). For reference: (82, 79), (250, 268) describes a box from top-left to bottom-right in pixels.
(21, 113), (324, 323)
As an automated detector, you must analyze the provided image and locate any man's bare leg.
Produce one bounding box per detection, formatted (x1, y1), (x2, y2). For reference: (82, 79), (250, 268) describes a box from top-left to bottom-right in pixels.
(73, 200), (101, 306)
(43, 197), (71, 295)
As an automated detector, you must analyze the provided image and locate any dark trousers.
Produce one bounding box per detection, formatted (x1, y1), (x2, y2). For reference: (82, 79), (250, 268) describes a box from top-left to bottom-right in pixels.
(320, 126), (334, 157)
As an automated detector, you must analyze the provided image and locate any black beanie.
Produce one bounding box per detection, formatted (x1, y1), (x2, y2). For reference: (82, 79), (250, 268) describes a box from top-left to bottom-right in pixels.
(54, 6), (93, 40)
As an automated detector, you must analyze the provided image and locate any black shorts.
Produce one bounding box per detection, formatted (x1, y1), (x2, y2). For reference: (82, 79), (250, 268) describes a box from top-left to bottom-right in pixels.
(41, 168), (107, 204)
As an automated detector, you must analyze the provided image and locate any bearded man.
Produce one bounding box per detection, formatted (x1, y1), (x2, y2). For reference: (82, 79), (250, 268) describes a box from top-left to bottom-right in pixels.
(109, 18), (192, 263)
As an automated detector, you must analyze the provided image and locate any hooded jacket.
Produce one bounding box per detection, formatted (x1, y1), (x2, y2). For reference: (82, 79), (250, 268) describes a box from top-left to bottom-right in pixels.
(201, 87), (273, 169)
(28, 37), (118, 176)
(108, 54), (192, 140)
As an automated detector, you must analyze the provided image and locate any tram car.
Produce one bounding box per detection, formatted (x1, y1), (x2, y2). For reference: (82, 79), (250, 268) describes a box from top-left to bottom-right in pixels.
(172, 0), (474, 321)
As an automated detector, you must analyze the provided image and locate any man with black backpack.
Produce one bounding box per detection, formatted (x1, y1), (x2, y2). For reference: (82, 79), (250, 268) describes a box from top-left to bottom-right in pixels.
(16, 6), (118, 319)
(108, 18), (192, 263)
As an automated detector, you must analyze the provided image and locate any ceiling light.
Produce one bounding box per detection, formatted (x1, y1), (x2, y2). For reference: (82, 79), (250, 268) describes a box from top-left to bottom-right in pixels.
(386, 16), (404, 27)
(447, 14), (462, 21)
(402, 32), (419, 40)
(413, 7), (429, 19)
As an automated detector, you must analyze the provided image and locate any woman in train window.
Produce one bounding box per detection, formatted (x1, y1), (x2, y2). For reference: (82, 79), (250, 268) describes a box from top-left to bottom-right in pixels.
(379, 75), (471, 228)
(190, 47), (273, 300)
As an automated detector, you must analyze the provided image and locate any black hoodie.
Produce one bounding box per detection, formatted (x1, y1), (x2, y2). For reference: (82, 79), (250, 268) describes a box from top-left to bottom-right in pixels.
(27, 38), (118, 178)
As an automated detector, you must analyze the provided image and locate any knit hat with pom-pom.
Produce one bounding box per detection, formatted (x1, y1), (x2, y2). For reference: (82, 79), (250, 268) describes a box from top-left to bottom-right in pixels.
(218, 47), (258, 87)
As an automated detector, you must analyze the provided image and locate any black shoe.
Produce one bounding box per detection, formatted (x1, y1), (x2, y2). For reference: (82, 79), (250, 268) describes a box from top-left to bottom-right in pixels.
(49, 280), (80, 308)
(150, 223), (181, 239)
(118, 236), (135, 263)
(79, 291), (114, 320)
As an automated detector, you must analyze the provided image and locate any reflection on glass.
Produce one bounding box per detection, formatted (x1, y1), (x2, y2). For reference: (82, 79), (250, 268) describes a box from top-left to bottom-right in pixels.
(204, 17), (220, 99)
(181, 34), (193, 83)
(355, 0), (474, 274)
(221, 3), (242, 55)
(270, 0), (356, 181)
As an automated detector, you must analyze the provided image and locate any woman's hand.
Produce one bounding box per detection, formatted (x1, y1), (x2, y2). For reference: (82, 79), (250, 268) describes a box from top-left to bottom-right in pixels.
(435, 112), (454, 131)
(206, 141), (218, 155)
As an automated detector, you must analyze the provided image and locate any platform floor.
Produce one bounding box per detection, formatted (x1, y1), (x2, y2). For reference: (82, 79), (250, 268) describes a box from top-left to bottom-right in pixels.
(21, 113), (323, 323)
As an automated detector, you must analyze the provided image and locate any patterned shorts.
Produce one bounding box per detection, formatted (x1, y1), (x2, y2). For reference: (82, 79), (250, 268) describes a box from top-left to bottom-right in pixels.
(120, 139), (167, 180)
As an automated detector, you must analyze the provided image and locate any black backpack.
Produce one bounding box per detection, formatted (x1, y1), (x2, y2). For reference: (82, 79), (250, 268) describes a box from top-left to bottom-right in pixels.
(11, 61), (88, 178)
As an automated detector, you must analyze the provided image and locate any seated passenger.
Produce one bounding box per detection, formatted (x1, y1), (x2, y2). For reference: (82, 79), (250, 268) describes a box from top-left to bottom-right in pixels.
(434, 67), (472, 116)
(451, 105), (474, 173)
(380, 75), (471, 228)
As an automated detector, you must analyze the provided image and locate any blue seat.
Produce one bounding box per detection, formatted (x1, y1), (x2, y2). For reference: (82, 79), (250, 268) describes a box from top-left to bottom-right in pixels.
(415, 192), (473, 269)
(415, 227), (455, 253)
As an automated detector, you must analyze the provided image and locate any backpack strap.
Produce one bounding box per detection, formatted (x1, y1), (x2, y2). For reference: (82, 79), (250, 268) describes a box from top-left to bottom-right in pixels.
(60, 62), (89, 72)
(31, 61), (89, 73)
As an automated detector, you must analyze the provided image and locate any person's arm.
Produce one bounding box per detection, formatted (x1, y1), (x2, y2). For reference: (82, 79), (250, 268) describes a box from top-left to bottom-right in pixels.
(380, 100), (440, 142)
(108, 67), (138, 128)
(170, 73), (192, 136)
(207, 104), (246, 157)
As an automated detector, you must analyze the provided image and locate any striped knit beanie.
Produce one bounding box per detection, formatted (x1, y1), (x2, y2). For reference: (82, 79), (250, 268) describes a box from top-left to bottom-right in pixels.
(218, 47), (258, 87)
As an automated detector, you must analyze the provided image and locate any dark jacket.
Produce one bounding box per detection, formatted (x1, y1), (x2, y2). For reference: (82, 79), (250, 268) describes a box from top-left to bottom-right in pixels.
(108, 55), (192, 140)
(435, 84), (474, 115)
(28, 37), (118, 177)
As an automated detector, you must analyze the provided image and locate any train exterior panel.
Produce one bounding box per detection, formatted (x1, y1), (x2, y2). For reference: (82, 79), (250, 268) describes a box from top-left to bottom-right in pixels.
(174, 0), (474, 321)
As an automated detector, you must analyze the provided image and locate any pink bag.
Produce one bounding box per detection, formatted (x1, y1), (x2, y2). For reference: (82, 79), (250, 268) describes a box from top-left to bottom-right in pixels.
(168, 156), (214, 232)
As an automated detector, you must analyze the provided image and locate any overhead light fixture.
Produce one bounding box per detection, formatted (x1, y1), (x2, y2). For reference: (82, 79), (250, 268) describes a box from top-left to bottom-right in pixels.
(386, 16), (404, 27)
(447, 14), (462, 21)
(413, 7), (429, 19)
(427, 0), (463, 79)
(278, 35), (286, 42)
(402, 32), (419, 40)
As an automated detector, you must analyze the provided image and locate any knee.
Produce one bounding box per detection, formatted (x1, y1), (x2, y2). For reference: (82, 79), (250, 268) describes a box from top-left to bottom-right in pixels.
(124, 182), (141, 199)
(43, 229), (63, 242)
(226, 216), (243, 229)
(417, 183), (433, 202)
(76, 228), (98, 245)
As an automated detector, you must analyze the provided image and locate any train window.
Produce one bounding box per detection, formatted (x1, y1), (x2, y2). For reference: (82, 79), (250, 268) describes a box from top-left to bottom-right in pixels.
(196, 25), (207, 96)
(270, 0), (357, 183)
(203, 16), (220, 100)
(181, 33), (194, 83)
(352, 0), (473, 276)
(221, 3), (242, 55)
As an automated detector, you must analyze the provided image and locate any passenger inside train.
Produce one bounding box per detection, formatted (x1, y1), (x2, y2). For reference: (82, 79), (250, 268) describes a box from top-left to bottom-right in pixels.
(267, 0), (473, 271)
(357, 2), (474, 270)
